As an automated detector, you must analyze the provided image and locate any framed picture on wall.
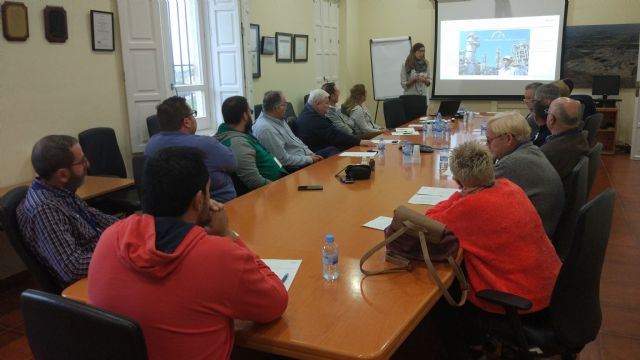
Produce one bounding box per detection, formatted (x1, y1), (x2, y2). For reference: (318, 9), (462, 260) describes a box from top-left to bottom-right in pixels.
(275, 32), (292, 62)
(250, 24), (261, 78)
(261, 36), (275, 55)
(293, 34), (308, 62)
(44, 6), (68, 43)
(1, 1), (29, 41)
(90, 10), (114, 51)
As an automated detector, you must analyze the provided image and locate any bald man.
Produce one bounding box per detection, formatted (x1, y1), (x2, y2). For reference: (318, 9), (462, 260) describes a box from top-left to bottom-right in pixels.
(540, 97), (590, 184)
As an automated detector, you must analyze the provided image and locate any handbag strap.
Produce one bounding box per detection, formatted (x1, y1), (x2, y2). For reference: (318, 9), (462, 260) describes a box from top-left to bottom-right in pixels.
(360, 226), (413, 275)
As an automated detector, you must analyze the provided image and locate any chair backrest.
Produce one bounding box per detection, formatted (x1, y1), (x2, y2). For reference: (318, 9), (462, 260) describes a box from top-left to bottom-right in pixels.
(550, 188), (615, 348)
(285, 102), (297, 120)
(254, 104), (263, 119)
(78, 127), (127, 178)
(383, 98), (406, 128)
(553, 156), (589, 260)
(303, 94), (310, 105)
(21, 289), (148, 360)
(146, 115), (160, 138)
(287, 116), (299, 136)
(0, 187), (62, 294)
(399, 95), (427, 121)
(586, 142), (602, 195)
(131, 153), (147, 199)
(582, 113), (603, 147)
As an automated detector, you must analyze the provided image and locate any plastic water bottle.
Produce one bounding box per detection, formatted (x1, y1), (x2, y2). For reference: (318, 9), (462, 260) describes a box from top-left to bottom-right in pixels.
(412, 144), (421, 164)
(322, 234), (339, 280)
(377, 136), (385, 158)
(422, 120), (429, 141)
(402, 140), (413, 164)
(436, 112), (442, 122)
(444, 119), (451, 138)
(439, 149), (450, 173)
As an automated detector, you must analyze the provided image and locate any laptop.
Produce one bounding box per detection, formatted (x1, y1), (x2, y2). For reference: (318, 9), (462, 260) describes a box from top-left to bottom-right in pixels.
(433, 100), (461, 117)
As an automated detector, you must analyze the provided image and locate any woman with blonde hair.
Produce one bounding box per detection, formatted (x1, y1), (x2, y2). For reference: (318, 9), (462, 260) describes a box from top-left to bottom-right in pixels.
(343, 84), (384, 135)
(400, 42), (431, 104)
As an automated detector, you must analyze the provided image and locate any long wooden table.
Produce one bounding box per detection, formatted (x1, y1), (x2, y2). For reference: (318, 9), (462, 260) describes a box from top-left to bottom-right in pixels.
(0, 176), (135, 200)
(63, 118), (485, 360)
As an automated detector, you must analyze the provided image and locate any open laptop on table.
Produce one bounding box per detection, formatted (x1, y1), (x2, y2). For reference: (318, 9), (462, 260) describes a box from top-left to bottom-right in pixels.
(431, 100), (461, 117)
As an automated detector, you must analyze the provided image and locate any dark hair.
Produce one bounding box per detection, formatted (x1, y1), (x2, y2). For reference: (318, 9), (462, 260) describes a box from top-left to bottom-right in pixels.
(561, 78), (574, 93)
(321, 82), (337, 97)
(525, 82), (543, 91)
(262, 91), (283, 112)
(141, 147), (210, 217)
(156, 96), (191, 131)
(31, 135), (78, 180)
(344, 84), (366, 114)
(404, 42), (428, 73)
(221, 96), (249, 125)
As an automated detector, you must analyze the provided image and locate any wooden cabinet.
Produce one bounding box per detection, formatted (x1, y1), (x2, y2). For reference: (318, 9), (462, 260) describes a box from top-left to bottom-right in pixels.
(595, 107), (618, 154)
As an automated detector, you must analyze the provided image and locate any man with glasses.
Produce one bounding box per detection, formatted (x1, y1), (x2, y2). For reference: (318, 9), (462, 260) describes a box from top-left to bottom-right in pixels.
(215, 96), (287, 193)
(146, 96), (238, 202)
(17, 135), (118, 287)
(486, 112), (564, 237)
(530, 83), (561, 146)
(523, 82), (542, 133)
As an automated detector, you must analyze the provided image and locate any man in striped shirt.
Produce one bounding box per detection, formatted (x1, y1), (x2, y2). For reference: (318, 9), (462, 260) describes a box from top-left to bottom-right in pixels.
(17, 135), (117, 288)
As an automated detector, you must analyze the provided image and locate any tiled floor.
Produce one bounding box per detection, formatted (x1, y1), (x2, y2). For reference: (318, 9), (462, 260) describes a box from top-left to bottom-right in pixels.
(0, 154), (638, 360)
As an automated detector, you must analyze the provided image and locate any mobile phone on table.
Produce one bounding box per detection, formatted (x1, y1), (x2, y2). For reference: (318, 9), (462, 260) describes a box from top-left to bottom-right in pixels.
(298, 185), (323, 191)
(339, 177), (354, 184)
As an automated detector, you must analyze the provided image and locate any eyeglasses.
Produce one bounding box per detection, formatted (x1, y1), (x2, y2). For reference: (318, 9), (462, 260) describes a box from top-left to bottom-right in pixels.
(486, 133), (507, 144)
(71, 156), (89, 167)
(186, 110), (198, 118)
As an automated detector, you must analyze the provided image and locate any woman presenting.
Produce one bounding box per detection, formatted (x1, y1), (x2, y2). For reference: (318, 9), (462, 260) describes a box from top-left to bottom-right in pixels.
(400, 43), (431, 104)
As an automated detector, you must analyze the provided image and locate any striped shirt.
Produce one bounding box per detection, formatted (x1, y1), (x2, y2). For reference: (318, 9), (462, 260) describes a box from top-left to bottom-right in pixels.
(16, 179), (117, 288)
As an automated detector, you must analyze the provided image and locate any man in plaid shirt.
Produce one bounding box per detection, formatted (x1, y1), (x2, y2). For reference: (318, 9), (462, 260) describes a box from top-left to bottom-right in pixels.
(17, 135), (117, 288)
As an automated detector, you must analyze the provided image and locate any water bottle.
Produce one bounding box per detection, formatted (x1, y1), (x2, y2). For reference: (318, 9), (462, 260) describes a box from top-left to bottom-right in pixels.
(412, 144), (421, 164)
(436, 112), (442, 122)
(439, 149), (450, 173)
(444, 119), (451, 138)
(433, 120), (442, 139)
(322, 234), (339, 280)
(377, 135), (385, 158)
(402, 140), (413, 164)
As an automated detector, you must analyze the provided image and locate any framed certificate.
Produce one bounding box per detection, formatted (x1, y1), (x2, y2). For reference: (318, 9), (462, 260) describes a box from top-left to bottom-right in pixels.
(90, 10), (114, 51)
(276, 32), (292, 62)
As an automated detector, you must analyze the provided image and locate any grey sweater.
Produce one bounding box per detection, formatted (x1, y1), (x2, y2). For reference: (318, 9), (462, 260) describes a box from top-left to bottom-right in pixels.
(494, 142), (565, 237)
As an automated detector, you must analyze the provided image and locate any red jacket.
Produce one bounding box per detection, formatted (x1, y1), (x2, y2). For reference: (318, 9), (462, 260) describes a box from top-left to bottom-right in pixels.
(88, 214), (288, 360)
(427, 179), (561, 313)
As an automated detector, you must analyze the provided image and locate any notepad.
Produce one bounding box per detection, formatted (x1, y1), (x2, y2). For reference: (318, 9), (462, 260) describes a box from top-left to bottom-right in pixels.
(391, 131), (418, 136)
(263, 259), (302, 291)
(371, 139), (400, 144)
(408, 186), (458, 205)
(340, 151), (377, 157)
(362, 216), (393, 230)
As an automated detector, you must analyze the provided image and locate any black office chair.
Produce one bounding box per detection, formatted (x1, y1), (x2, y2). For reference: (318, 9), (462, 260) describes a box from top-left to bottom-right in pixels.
(383, 98), (407, 128)
(0, 187), (62, 294)
(586, 143), (602, 196)
(399, 95), (427, 121)
(477, 188), (615, 360)
(553, 156), (589, 261)
(304, 94), (310, 105)
(146, 115), (160, 138)
(21, 289), (148, 360)
(131, 153), (147, 199)
(231, 173), (250, 197)
(78, 127), (141, 215)
(582, 113), (603, 147)
(254, 104), (263, 119)
(285, 101), (297, 120)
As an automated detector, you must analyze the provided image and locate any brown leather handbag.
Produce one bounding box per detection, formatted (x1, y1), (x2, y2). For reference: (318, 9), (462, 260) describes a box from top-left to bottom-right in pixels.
(360, 205), (468, 306)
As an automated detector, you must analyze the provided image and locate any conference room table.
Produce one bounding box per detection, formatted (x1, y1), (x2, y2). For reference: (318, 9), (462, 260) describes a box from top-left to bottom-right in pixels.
(0, 176), (135, 200)
(63, 116), (487, 360)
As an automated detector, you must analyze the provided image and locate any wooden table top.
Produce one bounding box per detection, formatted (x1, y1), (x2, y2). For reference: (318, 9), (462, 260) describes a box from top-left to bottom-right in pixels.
(62, 117), (486, 360)
(0, 176), (134, 200)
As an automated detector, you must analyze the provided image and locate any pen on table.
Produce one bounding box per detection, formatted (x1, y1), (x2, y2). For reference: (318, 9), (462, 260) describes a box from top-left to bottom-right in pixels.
(281, 273), (289, 283)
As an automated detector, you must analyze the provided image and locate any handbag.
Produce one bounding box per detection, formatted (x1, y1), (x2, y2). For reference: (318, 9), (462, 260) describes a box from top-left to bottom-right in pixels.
(360, 205), (468, 306)
(345, 164), (372, 180)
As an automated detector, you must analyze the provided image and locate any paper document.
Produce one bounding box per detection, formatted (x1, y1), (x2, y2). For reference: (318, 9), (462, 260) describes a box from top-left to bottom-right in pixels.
(408, 124), (423, 128)
(371, 139), (400, 144)
(263, 259), (302, 291)
(391, 132), (418, 136)
(408, 186), (458, 205)
(362, 216), (393, 230)
(417, 186), (458, 197)
(340, 151), (377, 157)
(395, 127), (416, 132)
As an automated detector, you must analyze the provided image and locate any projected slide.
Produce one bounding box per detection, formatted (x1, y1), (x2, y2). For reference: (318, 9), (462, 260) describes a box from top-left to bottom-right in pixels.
(440, 16), (559, 80)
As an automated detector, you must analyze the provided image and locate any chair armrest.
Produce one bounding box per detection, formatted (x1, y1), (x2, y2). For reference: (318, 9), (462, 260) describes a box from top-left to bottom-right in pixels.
(476, 289), (533, 311)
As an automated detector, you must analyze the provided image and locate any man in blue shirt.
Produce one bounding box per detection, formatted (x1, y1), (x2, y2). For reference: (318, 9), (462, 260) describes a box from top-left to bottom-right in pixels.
(145, 96), (238, 202)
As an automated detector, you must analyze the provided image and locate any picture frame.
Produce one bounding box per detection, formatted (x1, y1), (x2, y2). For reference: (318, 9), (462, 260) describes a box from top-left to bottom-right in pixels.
(250, 24), (261, 78)
(275, 32), (292, 62)
(261, 36), (275, 55)
(90, 10), (114, 51)
(1, 1), (29, 42)
(44, 6), (68, 43)
(293, 34), (309, 62)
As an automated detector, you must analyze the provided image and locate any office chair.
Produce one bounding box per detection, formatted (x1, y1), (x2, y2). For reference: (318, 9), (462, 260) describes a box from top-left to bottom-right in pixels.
(21, 289), (148, 360)
(78, 127), (141, 215)
(254, 104), (263, 119)
(0, 187), (62, 294)
(146, 115), (160, 138)
(399, 95), (427, 121)
(285, 102), (297, 120)
(304, 93), (310, 105)
(553, 156), (589, 261)
(383, 98), (407, 128)
(586, 143), (602, 196)
(131, 153), (147, 199)
(582, 113), (603, 147)
(477, 188), (615, 360)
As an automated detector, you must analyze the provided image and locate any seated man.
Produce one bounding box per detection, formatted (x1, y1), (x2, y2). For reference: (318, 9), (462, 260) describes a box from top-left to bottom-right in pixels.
(17, 135), (118, 288)
(296, 89), (374, 153)
(88, 147), (288, 360)
(486, 112), (564, 237)
(145, 96), (238, 202)
(427, 142), (560, 359)
(523, 82), (543, 133)
(531, 83), (560, 146)
(253, 91), (324, 170)
(215, 96), (287, 191)
(321, 82), (357, 136)
(541, 97), (590, 186)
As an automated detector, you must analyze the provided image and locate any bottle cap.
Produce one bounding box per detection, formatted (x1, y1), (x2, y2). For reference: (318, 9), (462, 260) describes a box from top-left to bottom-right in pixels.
(325, 234), (335, 243)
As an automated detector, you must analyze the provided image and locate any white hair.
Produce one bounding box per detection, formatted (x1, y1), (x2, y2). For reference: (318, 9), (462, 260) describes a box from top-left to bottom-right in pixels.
(307, 89), (329, 105)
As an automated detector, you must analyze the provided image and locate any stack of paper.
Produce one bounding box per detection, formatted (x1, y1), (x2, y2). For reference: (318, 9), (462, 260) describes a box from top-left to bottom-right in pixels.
(408, 186), (458, 205)
(362, 216), (393, 230)
(340, 151), (377, 157)
(263, 259), (302, 291)
(392, 127), (419, 136)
